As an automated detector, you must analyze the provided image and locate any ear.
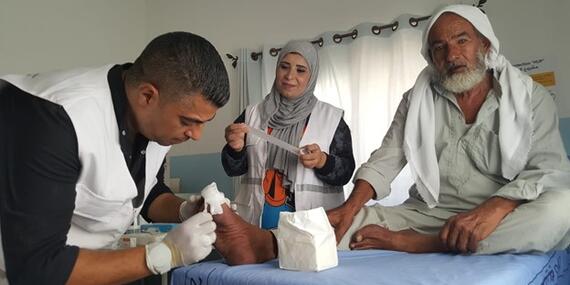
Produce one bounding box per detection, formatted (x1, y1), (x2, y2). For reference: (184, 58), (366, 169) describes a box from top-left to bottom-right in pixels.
(481, 37), (491, 53)
(136, 82), (160, 107)
(428, 50), (434, 64)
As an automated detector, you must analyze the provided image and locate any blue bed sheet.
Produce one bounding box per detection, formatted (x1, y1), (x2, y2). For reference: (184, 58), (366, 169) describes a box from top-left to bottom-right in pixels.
(171, 249), (570, 285)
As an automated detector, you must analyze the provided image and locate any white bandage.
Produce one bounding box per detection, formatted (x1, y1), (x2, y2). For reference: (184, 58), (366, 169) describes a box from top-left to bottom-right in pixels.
(201, 182), (230, 215)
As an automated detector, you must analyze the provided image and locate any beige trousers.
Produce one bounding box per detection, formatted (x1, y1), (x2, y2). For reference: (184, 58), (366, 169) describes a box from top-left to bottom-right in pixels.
(338, 190), (570, 254)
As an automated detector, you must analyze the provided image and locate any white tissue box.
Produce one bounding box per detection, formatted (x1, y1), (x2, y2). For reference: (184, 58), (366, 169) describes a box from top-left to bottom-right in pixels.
(276, 207), (338, 271)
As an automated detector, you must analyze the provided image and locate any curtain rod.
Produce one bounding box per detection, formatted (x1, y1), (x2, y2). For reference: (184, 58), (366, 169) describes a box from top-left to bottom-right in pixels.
(226, 1), (487, 68)
(248, 19), (402, 63)
(225, 15), (421, 68)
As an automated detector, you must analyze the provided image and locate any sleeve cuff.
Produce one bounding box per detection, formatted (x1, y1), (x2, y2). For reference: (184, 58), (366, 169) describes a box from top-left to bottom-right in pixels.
(492, 180), (539, 201)
(353, 166), (391, 200)
(224, 144), (247, 160)
(315, 153), (334, 175)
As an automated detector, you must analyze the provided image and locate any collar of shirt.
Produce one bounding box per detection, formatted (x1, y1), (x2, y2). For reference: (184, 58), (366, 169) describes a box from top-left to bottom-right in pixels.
(107, 64), (149, 161)
(107, 64), (149, 207)
(431, 77), (501, 125)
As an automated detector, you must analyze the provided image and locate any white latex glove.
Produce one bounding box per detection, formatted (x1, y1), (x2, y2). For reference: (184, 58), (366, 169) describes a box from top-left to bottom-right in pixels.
(178, 194), (202, 221)
(145, 212), (216, 274)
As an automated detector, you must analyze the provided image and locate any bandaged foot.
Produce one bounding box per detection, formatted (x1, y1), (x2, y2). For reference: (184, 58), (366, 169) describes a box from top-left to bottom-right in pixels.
(179, 182), (235, 221)
(213, 203), (277, 265)
(201, 182), (231, 215)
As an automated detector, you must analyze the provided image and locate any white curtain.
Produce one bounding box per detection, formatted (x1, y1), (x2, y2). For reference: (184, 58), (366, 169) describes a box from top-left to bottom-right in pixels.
(236, 15), (428, 205)
(237, 48), (263, 110)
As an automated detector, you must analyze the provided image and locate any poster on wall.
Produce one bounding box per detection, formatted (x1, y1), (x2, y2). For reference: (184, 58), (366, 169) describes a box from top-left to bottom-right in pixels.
(513, 57), (557, 99)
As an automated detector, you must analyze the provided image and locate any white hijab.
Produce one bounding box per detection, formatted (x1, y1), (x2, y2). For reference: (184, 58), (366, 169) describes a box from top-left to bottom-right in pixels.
(404, 5), (534, 208)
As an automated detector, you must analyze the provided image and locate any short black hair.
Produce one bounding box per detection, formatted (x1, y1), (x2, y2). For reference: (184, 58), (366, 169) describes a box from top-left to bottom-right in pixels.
(125, 31), (229, 107)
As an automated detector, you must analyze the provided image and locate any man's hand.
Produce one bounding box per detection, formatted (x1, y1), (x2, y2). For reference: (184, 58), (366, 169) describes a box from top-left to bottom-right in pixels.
(348, 224), (392, 250)
(224, 123), (248, 152)
(146, 212), (216, 274)
(440, 197), (521, 253)
(299, 144), (327, 169)
(327, 205), (358, 243)
(328, 180), (376, 243)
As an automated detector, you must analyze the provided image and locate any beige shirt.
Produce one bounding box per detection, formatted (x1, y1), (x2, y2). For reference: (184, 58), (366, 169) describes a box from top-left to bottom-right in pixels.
(355, 80), (570, 217)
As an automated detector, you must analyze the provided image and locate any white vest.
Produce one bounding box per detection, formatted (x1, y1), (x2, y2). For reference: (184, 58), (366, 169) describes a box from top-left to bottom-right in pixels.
(0, 66), (170, 276)
(234, 101), (345, 226)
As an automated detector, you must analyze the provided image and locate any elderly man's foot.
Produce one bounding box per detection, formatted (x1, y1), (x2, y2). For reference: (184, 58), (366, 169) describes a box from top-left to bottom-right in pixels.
(212, 204), (277, 265)
(350, 226), (447, 253)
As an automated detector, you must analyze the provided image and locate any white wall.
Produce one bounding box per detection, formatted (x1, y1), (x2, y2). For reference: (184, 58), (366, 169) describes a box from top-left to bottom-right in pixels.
(486, 0), (570, 117)
(2, 0), (567, 154)
(0, 0), (147, 74)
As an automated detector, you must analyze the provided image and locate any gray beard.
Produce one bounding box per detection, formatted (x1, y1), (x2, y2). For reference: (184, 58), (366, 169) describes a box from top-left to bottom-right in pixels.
(438, 52), (488, 94)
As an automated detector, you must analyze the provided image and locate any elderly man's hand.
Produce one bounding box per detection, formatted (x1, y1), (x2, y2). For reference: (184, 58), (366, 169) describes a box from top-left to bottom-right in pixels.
(328, 180), (376, 244)
(348, 224), (392, 250)
(327, 205), (358, 243)
(439, 197), (521, 253)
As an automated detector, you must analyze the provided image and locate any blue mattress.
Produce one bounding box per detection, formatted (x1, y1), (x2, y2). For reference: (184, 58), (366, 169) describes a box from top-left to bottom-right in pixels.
(171, 249), (570, 285)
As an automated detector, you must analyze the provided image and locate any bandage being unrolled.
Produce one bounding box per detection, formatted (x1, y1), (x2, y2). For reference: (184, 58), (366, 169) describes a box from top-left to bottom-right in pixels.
(276, 207), (338, 272)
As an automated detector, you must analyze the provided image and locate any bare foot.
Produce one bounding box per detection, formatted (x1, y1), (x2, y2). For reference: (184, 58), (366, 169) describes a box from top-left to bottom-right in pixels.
(350, 225), (447, 253)
(213, 204), (277, 265)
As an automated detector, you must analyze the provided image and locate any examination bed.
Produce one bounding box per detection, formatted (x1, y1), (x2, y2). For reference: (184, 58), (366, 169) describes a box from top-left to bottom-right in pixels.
(170, 249), (569, 285)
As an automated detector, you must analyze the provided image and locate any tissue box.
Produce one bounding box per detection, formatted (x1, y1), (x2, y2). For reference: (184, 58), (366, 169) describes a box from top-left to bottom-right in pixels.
(276, 207), (338, 271)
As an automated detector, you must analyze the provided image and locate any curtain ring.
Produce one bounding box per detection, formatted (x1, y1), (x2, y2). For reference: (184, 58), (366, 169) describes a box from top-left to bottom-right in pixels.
(371, 22), (398, 35)
(392, 21), (399, 31)
(225, 53), (238, 68)
(409, 18), (419, 27)
(251, 52), (261, 61)
(409, 15), (430, 27)
(333, 29), (357, 44)
(333, 33), (342, 43)
(311, 37), (324, 47)
(371, 26), (381, 35)
(269, 48), (281, 57)
(351, 29), (358, 39)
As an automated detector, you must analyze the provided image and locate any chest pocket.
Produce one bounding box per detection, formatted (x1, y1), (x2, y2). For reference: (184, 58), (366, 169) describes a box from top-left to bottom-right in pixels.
(463, 125), (503, 179)
(73, 183), (134, 233)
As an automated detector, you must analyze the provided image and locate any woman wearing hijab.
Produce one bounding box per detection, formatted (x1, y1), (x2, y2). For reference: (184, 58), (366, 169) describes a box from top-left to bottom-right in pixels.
(221, 40), (355, 229)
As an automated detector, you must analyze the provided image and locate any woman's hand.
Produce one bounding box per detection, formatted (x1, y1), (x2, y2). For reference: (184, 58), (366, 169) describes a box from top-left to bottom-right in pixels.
(224, 123), (248, 152)
(299, 143), (327, 169)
